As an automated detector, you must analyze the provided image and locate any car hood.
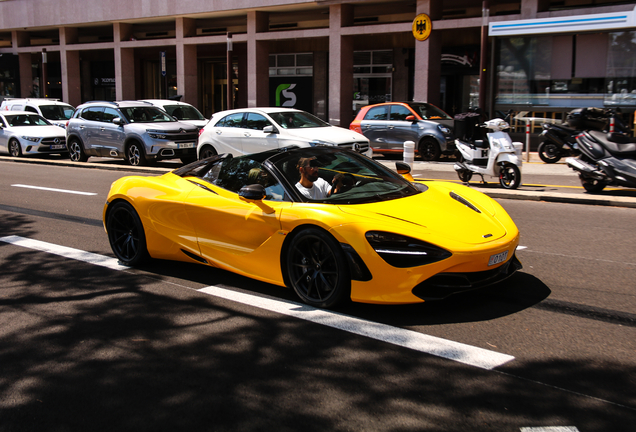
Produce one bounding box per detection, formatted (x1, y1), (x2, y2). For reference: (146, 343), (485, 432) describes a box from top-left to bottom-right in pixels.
(338, 185), (507, 245)
(10, 125), (66, 137)
(285, 126), (368, 144)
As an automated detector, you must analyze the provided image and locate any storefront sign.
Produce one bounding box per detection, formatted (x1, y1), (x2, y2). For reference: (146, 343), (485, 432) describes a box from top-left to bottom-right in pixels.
(412, 13), (432, 41)
(270, 77), (313, 112)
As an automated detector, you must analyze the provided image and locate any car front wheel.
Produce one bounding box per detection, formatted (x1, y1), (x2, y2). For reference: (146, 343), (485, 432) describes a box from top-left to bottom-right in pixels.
(68, 139), (88, 162)
(418, 138), (441, 161)
(285, 228), (350, 308)
(127, 142), (147, 166)
(8, 139), (22, 157)
(106, 201), (148, 266)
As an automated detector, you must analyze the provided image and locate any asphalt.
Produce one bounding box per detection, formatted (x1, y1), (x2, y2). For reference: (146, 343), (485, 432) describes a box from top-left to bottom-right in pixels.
(2, 153), (636, 209)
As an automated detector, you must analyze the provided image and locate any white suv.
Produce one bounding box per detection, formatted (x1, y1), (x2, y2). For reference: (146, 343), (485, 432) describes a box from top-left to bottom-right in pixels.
(141, 99), (208, 130)
(0, 98), (74, 128)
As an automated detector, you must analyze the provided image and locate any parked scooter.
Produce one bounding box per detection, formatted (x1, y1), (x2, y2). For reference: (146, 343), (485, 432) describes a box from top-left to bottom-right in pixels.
(538, 108), (629, 164)
(454, 117), (524, 189)
(566, 130), (636, 193)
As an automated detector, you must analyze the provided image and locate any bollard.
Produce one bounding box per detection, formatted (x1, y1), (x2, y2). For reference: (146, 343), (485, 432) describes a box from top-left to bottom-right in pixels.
(404, 141), (415, 168)
(525, 121), (530, 162)
(610, 117), (615, 133)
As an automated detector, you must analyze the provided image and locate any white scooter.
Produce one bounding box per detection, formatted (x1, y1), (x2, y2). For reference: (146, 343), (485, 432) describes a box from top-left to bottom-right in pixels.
(453, 118), (523, 189)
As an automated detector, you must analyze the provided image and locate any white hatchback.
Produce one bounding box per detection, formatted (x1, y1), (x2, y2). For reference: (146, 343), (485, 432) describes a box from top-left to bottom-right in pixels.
(141, 99), (208, 130)
(197, 107), (371, 159)
(0, 111), (67, 157)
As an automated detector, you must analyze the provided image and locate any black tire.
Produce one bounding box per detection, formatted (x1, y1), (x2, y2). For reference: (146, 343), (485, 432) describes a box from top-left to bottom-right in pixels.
(8, 139), (22, 157)
(285, 228), (350, 308)
(457, 170), (472, 183)
(580, 175), (606, 193)
(68, 139), (88, 162)
(127, 142), (147, 166)
(499, 163), (521, 189)
(106, 201), (148, 266)
(199, 145), (217, 160)
(418, 138), (441, 161)
(537, 141), (562, 164)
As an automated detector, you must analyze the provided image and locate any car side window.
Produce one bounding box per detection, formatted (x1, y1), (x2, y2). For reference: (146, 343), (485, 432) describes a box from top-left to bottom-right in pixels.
(364, 106), (388, 121)
(102, 108), (120, 123)
(244, 113), (271, 131)
(81, 107), (103, 121)
(216, 113), (244, 128)
(389, 105), (413, 121)
(25, 106), (38, 114)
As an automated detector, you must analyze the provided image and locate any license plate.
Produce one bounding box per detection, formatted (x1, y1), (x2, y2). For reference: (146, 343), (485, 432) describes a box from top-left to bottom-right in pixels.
(488, 250), (508, 266)
(177, 142), (195, 149)
(51, 144), (65, 150)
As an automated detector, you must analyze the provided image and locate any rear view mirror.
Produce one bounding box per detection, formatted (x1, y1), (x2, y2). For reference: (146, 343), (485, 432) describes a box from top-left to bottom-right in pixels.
(263, 125), (277, 134)
(395, 161), (411, 175)
(239, 184), (266, 201)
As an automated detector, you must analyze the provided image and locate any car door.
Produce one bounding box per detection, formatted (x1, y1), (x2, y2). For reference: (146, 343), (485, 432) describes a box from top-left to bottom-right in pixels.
(95, 107), (126, 155)
(208, 112), (245, 154)
(77, 107), (104, 153)
(241, 112), (279, 154)
(385, 104), (419, 149)
(359, 105), (389, 149)
(183, 157), (292, 284)
(0, 115), (9, 152)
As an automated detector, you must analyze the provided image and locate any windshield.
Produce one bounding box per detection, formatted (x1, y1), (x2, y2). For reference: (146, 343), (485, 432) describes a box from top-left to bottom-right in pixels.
(39, 105), (74, 120)
(269, 111), (330, 129)
(5, 114), (51, 126)
(408, 103), (452, 120)
(271, 148), (420, 204)
(163, 105), (206, 121)
(121, 107), (176, 123)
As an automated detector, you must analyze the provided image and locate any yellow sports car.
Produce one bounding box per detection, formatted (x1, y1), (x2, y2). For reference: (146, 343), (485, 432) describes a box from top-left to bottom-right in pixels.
(104, 146), (521, 308)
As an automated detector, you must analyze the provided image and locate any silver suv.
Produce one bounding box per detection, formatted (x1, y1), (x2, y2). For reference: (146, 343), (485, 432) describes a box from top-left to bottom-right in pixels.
(66, 101), (199, 166)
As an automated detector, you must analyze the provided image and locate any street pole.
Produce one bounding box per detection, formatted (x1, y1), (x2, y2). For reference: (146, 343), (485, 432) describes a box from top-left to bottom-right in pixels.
(41, 48), (48, 98)
(227, 33), (233, 110)
(479, 1), (489, 116)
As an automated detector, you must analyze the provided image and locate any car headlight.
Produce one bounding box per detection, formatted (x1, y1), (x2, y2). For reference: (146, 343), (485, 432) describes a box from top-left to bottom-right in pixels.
(310, 139), (333, 147)
(366, 231), (452, 268)
(147, 130), (168, 139)
(21, 136), (40, 142)
(437, 125), (451, 134)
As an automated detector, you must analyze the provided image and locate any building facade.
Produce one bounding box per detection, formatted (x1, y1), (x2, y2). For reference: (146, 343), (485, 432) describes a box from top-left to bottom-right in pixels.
(1, 0), (635, 127)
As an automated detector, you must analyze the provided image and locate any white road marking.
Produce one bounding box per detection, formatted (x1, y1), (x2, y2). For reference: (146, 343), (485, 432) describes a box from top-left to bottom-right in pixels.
(520, 427), (579, 432)
(1, 235), (515, 370)
(11, 184), (97, 196)
(517, 246), (527, 250)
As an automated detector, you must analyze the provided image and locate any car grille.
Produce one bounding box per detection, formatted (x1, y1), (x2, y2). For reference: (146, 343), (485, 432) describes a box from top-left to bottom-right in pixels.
(338, 141), (370, 153)
(162, 129), (199, 142)
(41, 137), (66, 145)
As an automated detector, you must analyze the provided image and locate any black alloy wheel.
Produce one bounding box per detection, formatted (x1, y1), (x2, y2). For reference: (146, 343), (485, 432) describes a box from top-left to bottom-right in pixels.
(199, 145), (218, 160)
(8, 139), (22, 157)
(418, 138), (441, 161)
(499, 163), (521, 189)
(537, 141), (562, 164)
(580, 175), (607, 193)
(106, 201), (148, 266)
(286, 228), (350, 308)
(127, 142), (146, 166)
(68, 139), (88, 162)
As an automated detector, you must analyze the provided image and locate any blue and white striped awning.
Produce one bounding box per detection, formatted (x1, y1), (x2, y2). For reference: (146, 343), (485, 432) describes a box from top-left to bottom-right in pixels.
(489, 6), (636, 36)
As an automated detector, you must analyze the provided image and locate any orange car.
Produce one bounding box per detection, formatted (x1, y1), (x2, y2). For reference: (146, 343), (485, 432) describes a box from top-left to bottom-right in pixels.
(350, 102), (455, 161)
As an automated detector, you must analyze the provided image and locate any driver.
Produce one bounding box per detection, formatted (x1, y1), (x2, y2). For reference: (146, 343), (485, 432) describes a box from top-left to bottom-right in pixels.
(295, 157), (344, 199)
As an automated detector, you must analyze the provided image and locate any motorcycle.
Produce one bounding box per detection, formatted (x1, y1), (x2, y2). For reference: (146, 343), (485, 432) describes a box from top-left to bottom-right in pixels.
(454, 118), (524, 189)
(566, 130), (636, 193)
(538, 107), (630, 164)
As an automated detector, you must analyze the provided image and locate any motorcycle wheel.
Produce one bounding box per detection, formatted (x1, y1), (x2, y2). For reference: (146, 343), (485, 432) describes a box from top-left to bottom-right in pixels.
(499, 163), (521, 189)
(580, 175), (606, 193)
(457, 170), (472, 183)
(537, 141), (562, 164)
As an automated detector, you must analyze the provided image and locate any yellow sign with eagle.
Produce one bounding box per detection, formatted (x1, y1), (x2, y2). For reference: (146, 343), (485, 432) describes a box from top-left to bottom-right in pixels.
(412, 13), (432, 41)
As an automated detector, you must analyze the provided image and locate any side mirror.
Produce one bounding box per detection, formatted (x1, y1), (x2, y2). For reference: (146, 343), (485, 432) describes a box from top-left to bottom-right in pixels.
(263, 125), (277, 134)
(239, 184), (266, 201)
(406, 115), (417, 122)
(113, 117), (123, 125)
(395, 161), (411, 175)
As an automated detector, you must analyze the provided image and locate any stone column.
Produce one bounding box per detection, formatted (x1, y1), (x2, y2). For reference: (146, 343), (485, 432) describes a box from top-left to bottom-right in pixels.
(176, 18), (198, 106)
(328, 4), (354, 126)
(413, 0), (442, 105)
(114, 23), (135, 101)
(246, 11), (269, 108)
(60, 27), (81, 106)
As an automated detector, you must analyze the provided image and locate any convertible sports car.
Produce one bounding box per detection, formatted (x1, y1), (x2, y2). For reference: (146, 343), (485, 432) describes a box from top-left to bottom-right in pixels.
(103, 146), (521, 308)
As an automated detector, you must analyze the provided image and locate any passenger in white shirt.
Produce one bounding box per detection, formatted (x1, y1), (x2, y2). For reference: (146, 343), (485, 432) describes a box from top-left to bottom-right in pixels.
(295, 157), (344, 199)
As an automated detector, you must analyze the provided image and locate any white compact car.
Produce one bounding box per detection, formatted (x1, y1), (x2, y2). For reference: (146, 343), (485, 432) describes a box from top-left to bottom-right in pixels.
(0, 111), (67, 157)
(141, 99), (208, 130)
(0, 98), (74, 128)
(197, 107), (371, 159)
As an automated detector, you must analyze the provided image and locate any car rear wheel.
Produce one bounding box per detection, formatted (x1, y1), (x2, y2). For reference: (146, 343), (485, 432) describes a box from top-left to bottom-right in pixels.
(127, 142), (147, 166)
(8, 139), (22, 157)
(418, 138), (441, 161)
(106, 201), (148, 266)
(199, 145), (217, 160)
(285, 228), (350, 308)
(68, 139), (88, 162)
